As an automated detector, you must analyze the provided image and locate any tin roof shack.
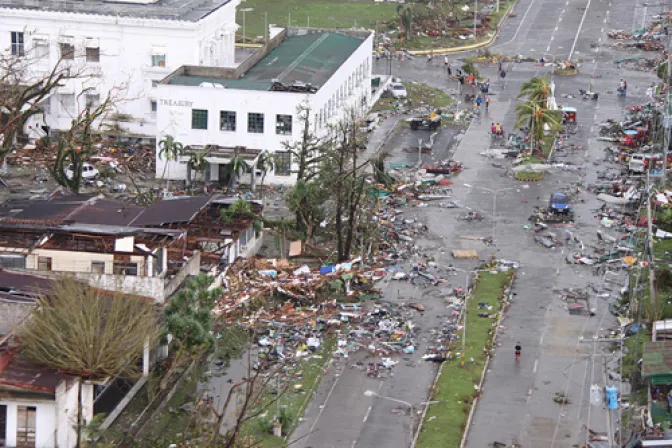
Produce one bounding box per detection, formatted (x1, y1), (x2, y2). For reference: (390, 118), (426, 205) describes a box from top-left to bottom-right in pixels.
(0, 344), (92, 448)
(642, 342), (672, 426)
(0, 271), (54, 337)
(132, 195), (264, 267)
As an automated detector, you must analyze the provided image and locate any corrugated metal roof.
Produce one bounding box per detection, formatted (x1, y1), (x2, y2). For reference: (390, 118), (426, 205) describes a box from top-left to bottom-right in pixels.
(130, 196), (213, 226)
(169, 33), (367, 91)
(643, 341), (672, 379)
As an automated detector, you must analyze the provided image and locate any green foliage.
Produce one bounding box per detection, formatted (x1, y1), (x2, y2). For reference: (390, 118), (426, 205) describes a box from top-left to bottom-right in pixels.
(461, 61), (479, 77)
(187, 151), (210, 184)
(225, 154), (251, 188)
(164, 275), (221, 353)
(220, 199), (256, 223)
(285, 180), (326, 240)
(20, 280), (158, 379)
(658, 61), (670, 83)
(518, 75), (552, 103)
(278, 407), (294, 434)
(371, 152), (394, 187)
(158, 135), (184, 181)
(397, 4), (413, 40)
(515, 101), (562, 150)
(657, 208), (672, 232)
(255, 416), (274, 435)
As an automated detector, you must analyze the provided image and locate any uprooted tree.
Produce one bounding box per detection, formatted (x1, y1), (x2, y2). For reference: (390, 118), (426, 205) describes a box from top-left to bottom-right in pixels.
(19, 280), (159, 448)
(49, 90), (120, 193)
(0, 53), (83, 158)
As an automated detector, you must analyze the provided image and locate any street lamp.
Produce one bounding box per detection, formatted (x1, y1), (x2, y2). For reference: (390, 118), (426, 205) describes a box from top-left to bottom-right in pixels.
(240, 8), (254, 45)
(363, 390), (440, 447)
(463, 183), (528, 243)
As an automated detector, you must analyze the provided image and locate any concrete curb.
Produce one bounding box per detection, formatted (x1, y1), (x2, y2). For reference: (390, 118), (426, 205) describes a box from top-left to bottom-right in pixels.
(460, 274), (516, 448)
(407, 1), (516, 56)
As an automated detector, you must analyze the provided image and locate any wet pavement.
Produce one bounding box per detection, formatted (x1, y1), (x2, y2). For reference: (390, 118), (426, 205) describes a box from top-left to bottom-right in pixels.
(290, 0), (659, 446)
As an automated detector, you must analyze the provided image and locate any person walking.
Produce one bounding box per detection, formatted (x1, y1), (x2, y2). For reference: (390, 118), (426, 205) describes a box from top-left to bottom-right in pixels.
(444, 55), (449, 67)
(458, 74), (464, 93)
(647, 84), (654, 100)
(499, 69), (507, 88)
(475, 96), (482, 110)
(447, 64), (452, 77)
(485, 97), (491, 110)
(515, 342), (522, 359)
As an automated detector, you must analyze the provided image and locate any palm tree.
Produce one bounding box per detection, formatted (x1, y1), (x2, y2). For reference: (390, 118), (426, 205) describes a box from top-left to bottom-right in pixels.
(518, 75), (552, 103)
(158, 135), (184, 187)
(256, 152), (275, 200)
(397, 5), (413, 40)
(225, 148), (250, 189)
(187, 151), (210, 185)
(515, 100), (562, 153)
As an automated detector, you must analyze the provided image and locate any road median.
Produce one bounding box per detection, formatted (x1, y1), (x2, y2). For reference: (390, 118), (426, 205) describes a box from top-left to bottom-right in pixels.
(415, 269), (514, 448)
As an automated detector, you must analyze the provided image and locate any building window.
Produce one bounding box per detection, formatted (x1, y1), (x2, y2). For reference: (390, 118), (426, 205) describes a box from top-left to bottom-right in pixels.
(276, 114), (292, 135)
(191, 109), (208, 130)
(16, 406), (36, 448)
(91, 261), (105, 274)
(33, 38), (48, 58)
(11, 31), (24, 56)
(275, 151), (291, 176)
(86, 47), (100, 63)
(113, 261), (138, 276)
(151, 54), (166, 67)
(60, 41), (74, 60)
(85, 94), (100, 109)
(151, 100), (158, 113)
(58, 93), (75, 115)
(38, 256), (52, 271)
(220, 111), (236, 131)
(247, 112), (264, 134)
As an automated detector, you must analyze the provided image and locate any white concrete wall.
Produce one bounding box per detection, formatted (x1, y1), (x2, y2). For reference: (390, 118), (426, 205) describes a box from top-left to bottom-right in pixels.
(55, 378), (93, 448)
(25, 249), (147, 276)
(0, 0), (240, 137)
(156, 32), (373, 185)
(0, 400), (57, 448)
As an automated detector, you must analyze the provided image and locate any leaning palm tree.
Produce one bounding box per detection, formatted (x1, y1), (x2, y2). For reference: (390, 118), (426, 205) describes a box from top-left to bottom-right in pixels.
(256, 152), (275, 200)
(158, 135), (184, 187)
(515, 100), (562, 153)
(226, 150), (250, 189)
(518, 75), (552, 103)
(187, 151), (210, 185)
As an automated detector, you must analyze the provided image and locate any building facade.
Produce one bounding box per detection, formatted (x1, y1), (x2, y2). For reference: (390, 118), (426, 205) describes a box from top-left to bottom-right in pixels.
(0, 0), (240, 138)
(156, 27), (374, 185)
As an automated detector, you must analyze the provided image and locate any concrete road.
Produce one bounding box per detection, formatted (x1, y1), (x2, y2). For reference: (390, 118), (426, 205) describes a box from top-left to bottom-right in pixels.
(290, 0), (658, 447)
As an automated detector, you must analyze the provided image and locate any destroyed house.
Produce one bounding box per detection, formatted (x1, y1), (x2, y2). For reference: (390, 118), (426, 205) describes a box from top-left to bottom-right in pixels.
(0, 195), (262, 300)
(0, 271), (160, 448)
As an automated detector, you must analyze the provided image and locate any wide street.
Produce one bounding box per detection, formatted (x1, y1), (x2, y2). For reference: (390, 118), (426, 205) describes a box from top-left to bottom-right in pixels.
(291, 0), (660, 446)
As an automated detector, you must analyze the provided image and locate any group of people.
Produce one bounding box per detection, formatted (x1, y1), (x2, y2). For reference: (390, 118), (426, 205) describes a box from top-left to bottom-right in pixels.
(491, 122), (504, 137)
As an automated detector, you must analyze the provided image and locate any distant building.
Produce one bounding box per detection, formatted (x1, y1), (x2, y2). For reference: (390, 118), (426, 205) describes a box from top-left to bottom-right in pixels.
(0, 0), (241, 139)
(156, 27), (374, 185)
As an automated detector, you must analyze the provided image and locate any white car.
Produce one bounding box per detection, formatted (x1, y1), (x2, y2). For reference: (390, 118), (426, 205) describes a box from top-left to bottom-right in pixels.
(389, 83), (408, 99)
(65, 163), (99, 181)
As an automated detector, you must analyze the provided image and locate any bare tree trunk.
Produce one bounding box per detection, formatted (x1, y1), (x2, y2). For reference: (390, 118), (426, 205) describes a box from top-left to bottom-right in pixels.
(211, 382), (241, 448)
(76, 376), (83, 448)
(335, 147), (346, 261)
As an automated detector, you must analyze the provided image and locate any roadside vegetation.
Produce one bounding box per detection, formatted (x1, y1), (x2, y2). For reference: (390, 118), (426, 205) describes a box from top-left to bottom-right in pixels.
(372, 82), (454, 112)
(416, 270), (512, 447)
(236, 0), (515, 51)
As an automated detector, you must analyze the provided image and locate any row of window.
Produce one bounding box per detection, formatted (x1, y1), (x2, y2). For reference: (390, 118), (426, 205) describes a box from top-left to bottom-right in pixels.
(191, 109), (293, 135)
(10, 31), (166, 67)
(37, 256), (138, 276)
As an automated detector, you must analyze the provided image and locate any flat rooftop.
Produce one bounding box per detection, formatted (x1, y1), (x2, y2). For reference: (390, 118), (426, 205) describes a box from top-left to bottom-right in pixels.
(167, 31), (368, 91)
(0, 0), (233, 22)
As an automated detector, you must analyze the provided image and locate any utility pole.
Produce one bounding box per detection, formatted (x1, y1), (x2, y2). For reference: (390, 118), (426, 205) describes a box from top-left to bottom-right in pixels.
(662, 25), (672, 186)
(646, 170), (657, 316)
(473, 0), (478, 39)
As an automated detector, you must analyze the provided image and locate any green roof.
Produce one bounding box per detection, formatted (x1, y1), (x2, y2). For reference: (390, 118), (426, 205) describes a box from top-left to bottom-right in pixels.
(643, 341), (672, 383)
(169, 32), (366, 91)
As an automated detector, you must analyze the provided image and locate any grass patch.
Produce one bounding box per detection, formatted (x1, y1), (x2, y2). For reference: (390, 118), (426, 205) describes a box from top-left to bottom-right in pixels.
(416, 271), (511, 448)
(654, 238), (672, 262)
(235, 0), (398, 41)
(372, 82), (454, 112)
(236, 0), (514, 50)
(243, 336), (337, 446)
(553, 68), (579, 76)
(514, 171), (545, 182)
(520, 155), (544, 165)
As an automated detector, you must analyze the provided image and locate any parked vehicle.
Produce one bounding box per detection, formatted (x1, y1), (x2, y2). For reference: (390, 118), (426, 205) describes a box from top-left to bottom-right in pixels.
(409, 115), (441, 131)
(549, 193), (571, 215)
(389, 82), (408, 99)
(65, 163), (99, 181)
